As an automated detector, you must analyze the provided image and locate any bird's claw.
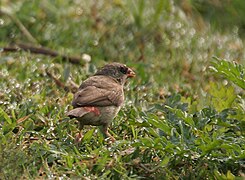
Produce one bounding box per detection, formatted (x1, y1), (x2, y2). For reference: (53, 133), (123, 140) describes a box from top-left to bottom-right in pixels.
(75, 132), (83, 144)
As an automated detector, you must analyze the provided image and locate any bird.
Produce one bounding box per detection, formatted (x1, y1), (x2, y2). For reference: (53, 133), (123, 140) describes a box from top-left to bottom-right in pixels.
(67, 62), (135, 143)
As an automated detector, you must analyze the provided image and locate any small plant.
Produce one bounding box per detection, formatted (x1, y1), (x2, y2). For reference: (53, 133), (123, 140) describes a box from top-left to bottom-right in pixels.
(210, 57), (245, 89)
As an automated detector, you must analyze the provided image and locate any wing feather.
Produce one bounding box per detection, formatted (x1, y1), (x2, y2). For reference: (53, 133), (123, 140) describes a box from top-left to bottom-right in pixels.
(72, 76), (124, 107)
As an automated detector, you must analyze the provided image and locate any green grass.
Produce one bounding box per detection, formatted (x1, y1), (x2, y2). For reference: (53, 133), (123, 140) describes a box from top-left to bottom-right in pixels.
(0, 0), (245, 179)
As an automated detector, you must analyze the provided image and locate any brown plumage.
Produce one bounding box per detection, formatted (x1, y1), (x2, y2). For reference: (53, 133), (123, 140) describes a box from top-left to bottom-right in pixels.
(67, 62), (135, 142)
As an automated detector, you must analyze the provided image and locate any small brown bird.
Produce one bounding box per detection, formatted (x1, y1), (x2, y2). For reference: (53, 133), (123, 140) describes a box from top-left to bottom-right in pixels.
(67, 62), (135, 142)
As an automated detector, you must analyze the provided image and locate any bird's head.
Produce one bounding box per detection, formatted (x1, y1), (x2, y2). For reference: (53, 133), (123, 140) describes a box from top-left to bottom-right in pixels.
(94, 62), (135, 85)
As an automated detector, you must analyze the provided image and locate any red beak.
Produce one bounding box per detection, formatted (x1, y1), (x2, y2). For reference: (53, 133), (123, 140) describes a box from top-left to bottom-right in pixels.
(127, 68), (136, 78)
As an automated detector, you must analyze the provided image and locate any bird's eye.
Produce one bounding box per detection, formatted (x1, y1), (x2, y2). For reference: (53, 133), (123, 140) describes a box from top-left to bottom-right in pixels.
(120, 66), (128, 74)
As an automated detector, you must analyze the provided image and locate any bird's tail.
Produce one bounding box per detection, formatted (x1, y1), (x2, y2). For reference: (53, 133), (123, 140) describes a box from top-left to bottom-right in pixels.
(66, 107), (89, 119)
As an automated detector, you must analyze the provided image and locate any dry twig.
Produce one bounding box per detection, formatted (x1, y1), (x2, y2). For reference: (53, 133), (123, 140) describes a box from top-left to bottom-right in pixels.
(45, 70), (79, 93)
(3, 43), (83, 64)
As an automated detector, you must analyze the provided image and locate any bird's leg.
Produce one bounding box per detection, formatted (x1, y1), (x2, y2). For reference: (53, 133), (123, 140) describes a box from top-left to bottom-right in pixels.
(100, 124), (116, 142)
(75, 123), (84, 144)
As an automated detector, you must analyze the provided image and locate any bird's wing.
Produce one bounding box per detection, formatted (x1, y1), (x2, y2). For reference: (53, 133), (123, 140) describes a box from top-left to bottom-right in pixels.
(72, 76), (124, 107)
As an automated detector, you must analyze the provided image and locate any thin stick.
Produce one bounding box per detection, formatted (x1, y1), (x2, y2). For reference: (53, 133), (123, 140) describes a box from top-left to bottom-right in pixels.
(45, 70), (79, 93)
(3, 43), (82, 64)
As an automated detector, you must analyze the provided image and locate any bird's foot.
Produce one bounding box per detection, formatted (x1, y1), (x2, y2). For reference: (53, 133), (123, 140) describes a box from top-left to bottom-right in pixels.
(99, 126), (116, 143)
(104, 131), (116, 143)
(75, 132), (83, 144)
(109, 136), (116, 143)
(105, 136), (116, 144)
